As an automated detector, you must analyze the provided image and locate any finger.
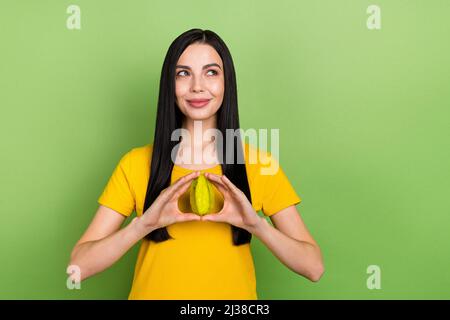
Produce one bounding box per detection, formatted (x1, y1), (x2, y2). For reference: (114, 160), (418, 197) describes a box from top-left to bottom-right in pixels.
(165, 171), (200, 199)
(204, 175), (229, 197)
(208, 180), (228, 197)
(221, 175), (245, 197)
(176, 213), (201, 222)
(204, 173), (230, 192)
(173, 174), (197, 199)
(201, 213), (226, 223)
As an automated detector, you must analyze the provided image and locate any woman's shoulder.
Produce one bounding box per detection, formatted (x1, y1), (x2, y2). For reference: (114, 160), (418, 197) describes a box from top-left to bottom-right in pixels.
(243, 142), (277, 166)
(125, 143), (153, 165)
(131, 142), (153, 154)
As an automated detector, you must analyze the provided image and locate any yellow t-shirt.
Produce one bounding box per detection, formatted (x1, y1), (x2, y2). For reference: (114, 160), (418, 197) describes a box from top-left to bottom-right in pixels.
(97, 142), (302, 299)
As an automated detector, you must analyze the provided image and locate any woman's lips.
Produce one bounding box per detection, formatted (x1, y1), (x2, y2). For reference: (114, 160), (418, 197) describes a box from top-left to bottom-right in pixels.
(187, 99), (211, 108)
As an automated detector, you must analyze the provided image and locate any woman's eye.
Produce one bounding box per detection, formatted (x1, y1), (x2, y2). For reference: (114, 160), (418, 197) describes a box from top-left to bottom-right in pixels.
(176, 69), (218, 77)
(177, 70), (189, 77)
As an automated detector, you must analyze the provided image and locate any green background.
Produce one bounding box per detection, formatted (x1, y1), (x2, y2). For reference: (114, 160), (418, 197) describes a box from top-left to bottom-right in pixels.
(1, 0), (449, 299)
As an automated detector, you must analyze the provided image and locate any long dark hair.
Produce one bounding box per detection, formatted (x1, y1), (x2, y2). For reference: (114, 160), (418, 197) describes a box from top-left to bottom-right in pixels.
(144, 28), (252, 245)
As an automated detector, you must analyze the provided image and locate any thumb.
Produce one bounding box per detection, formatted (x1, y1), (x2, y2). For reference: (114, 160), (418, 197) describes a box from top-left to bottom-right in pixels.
(201, 213), (222, 222)
(177, 213), (201, 222)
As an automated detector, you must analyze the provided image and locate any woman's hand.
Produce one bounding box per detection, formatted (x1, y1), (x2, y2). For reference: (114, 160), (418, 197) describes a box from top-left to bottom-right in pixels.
(201, 173), (263, 234)
(136, 171), (201, 235)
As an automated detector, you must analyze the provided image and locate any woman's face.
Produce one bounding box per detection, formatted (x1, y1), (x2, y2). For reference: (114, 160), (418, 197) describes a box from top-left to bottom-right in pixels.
(175, 43), (225, 121)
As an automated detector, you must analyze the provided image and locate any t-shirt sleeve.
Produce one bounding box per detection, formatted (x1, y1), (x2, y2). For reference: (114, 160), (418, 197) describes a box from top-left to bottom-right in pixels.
(97, 150), (136, 217)
(260, 153), (302, 217)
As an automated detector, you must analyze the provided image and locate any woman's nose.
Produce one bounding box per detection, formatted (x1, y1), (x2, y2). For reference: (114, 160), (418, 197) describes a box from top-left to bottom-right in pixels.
(191, 76), (204, 93)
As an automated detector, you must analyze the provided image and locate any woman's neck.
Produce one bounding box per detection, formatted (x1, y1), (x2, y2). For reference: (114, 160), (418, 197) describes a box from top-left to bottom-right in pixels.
(181, 116), (217, 149)
(176, 116), (220, 168)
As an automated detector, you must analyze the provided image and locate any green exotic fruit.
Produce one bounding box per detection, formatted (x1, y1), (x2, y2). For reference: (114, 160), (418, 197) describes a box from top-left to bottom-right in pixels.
(189, 173), (216, 215)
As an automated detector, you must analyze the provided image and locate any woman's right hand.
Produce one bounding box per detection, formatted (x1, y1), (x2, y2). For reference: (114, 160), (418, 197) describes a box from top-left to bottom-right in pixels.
(134, 171), (201, 236)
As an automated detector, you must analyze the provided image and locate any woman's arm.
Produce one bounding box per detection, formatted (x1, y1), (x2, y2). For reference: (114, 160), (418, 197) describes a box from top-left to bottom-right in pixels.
(249, 205), (325, 282)
(67, 205), (152, 282)
(68, 171), (201, 283)
(202, 173), (324, 282)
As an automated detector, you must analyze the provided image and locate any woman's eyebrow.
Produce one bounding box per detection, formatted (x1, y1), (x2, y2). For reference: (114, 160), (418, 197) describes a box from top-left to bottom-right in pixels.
(175, 63), (222, 70)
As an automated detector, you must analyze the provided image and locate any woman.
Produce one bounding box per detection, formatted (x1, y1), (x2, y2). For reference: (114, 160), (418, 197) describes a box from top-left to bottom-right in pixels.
(68, 28), (324, 299)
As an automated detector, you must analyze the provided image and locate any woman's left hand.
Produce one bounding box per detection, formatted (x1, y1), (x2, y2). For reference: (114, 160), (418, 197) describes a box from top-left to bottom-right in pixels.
(201, 173), (263, 234)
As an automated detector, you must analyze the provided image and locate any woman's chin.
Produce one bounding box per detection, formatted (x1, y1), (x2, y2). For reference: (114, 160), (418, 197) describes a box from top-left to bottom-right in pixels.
(186, 108), (215, 120)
